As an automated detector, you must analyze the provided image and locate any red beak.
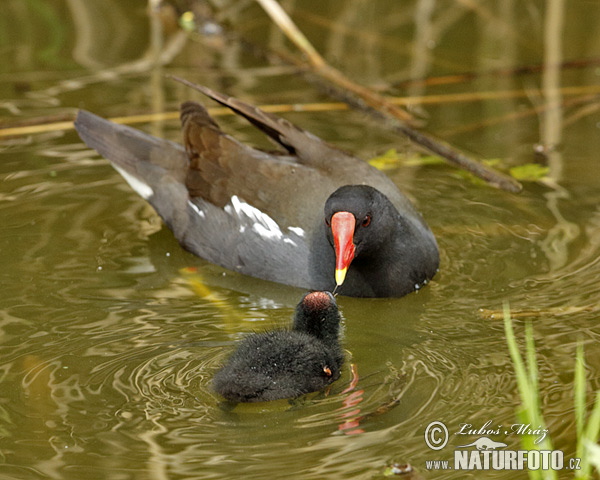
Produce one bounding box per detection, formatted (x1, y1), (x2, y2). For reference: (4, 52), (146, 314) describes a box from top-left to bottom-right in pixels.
(331, 211), (355, 286)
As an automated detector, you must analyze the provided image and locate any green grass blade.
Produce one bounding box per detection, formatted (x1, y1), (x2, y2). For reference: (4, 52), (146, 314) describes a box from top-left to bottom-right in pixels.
(503, 302), (556, 480)
(525, 321), (541, 416)
(580, 390), (600, 478)
(586, 389), (600, 444)
(575, 342), (586, 466)
(503, 302), (531, 410)
(585, 440), (600, 473)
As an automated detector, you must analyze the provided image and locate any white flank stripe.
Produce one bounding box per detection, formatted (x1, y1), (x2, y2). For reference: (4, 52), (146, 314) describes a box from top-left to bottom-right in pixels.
(253, 223), (282, 240)
(224, 195), (303, 245)
(228, 195), (283, 238)
(230, 196), (281, 232)
(188, 201), (206, 218)
(287, 226), (305, 237)
(113, 165), (153, 199)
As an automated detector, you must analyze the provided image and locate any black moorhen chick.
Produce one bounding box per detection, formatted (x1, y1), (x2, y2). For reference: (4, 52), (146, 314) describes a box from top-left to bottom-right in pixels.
(74, 82), (439, 297)
(212, 291), (344, 403)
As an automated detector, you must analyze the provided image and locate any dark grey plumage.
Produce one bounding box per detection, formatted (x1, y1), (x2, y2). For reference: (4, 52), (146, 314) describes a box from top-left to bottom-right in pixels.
(212, 291), (343, 403)
(74, 83), (439, 297)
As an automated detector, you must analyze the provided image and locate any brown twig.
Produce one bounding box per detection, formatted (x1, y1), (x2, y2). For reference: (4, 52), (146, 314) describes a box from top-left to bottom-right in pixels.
(253, 0), (522, 193)
(443, 92), (600, 138)
(255, 0), (412, 124)
(479, 304), (599, 320)
(3, 84), (599, 138)
(390, 56), (600, 90)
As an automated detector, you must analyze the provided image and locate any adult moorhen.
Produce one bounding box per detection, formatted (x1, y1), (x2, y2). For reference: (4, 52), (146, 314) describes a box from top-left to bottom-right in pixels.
(212, 291), (344, 403)
(74, 83), (439, 297)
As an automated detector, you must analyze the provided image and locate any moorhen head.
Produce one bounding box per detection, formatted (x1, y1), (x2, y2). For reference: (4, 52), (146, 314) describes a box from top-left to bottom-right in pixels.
(309, 184), (439, 297)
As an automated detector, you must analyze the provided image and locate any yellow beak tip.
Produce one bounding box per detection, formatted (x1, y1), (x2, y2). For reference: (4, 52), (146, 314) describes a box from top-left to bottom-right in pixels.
(335, 268), (348, 286)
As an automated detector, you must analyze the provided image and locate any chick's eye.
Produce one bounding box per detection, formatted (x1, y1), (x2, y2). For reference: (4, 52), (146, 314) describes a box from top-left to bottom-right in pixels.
(362, 215), (371, 227)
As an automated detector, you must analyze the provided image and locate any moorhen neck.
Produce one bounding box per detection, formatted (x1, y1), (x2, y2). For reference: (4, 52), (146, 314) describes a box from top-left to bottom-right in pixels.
(212, 291), (344, 403)
(74, 82), (439, 297)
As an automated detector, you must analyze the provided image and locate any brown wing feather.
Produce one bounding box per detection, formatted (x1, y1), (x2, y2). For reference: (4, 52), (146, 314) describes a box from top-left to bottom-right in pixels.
(176, 82), (346, 169)
(180, 100), (322, 227)
(177, 85), (427, 232)
(178, 82), (419, 216)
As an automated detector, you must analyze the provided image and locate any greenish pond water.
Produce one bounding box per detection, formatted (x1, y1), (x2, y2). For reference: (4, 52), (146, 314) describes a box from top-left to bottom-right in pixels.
(2, 1), (600, 479)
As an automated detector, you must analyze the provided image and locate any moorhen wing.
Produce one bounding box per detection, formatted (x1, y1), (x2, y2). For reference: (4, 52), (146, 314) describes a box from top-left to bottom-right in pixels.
(213, 291), (344, 403)
(74, 83), (439, 297)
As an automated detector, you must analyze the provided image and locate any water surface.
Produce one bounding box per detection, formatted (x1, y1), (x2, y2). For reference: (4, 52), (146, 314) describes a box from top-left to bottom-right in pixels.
(2, 1), (600, 478)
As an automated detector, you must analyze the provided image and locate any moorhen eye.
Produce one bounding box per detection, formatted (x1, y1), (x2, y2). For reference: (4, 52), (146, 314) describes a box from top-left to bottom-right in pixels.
(362, 215), (371, 227)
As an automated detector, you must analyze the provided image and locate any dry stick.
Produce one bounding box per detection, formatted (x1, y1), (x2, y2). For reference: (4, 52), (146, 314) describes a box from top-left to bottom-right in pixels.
(0, 112), (74, 129)
(479, 305), (599, 320)
(564, 98), (600, 127)
(315, 81), (523, 192)
(254, 0), (522, 193)
(0, 112), (179, 138)
(3, 85), (600, 138)
(443, 93), (599, 137)
(253, 0), (325, 68)
(391, 56), (600, 90)
(254, 0), (413, 124)
(404, 85), (600, 105)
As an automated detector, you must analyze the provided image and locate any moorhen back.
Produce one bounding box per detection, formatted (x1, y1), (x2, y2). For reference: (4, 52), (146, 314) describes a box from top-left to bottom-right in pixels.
(74, 82), (439, 297)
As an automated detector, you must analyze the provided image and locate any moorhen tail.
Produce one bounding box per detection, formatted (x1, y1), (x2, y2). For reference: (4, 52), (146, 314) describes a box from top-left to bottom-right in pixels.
(74, 83), (439, 297)
(212, 291), (344, 403)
